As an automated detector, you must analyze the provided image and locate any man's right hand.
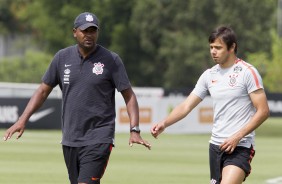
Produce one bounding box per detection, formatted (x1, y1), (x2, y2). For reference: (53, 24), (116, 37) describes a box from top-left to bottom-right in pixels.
(150, 122), (165, 139)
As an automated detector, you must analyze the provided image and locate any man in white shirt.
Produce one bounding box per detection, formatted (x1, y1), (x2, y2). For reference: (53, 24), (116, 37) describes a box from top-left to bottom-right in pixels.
(151, 26), (269, 184)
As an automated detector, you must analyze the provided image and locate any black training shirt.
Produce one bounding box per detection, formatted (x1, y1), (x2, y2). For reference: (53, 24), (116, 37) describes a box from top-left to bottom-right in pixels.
(42, 44), (131, 147)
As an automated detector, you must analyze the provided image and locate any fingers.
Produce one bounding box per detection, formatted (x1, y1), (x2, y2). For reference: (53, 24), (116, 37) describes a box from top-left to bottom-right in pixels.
(3, 127), (24, 141)
(223, 146), (234, 154)
(142, 141), (151, 150)
(129, 139), (151, 150)
(150, 124), (161, 138)
(3, 133), (10, 141)
(219, 143), (235, 154)
(3, 130), (14, 141)
(16, 130), (24, 139)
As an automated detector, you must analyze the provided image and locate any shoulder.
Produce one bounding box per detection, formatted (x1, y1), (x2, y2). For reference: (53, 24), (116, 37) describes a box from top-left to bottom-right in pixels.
(96, 45), (123, 66)
(234, 58), (260, 76)
(209, 64), (220, 73)
(235, 58), (255, 70)
(56, 45), (76, 55)
(54, 45), (76, 59)
(97, 45), (120, 60)
(201, 64), (219, 76)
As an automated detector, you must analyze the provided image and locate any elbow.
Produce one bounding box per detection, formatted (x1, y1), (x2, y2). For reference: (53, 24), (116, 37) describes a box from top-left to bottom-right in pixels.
(262, 107), (270, 121)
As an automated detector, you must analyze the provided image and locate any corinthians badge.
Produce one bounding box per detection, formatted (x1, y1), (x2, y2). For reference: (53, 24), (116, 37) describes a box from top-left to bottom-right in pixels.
(228, 74), (238, 87)
(93, 62), (104, 75)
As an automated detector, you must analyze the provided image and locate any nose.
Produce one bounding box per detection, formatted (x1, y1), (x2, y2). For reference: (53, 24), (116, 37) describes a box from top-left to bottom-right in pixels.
(210, 48), (216, 55)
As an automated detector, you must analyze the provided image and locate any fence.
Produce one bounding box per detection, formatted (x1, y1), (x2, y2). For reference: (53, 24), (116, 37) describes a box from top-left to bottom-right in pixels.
(0, 82), (281, 132)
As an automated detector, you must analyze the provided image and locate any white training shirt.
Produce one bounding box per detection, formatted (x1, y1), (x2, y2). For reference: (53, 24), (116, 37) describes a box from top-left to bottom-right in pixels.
(192, 58), (263, 148)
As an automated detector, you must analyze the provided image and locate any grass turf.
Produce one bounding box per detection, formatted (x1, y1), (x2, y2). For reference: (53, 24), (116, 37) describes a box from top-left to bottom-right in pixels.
(0, 117), (281, 184)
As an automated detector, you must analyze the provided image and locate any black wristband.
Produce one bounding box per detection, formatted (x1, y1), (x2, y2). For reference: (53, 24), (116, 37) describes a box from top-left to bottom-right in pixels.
(130, 126), (141, 133)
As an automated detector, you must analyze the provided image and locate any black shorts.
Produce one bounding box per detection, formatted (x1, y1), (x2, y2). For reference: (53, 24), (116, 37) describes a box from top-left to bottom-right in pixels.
(209, 143), (255, 183)
(63, 143), (113, 184)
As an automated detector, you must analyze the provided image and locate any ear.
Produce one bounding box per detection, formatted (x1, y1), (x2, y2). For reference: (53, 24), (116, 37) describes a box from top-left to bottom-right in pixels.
(231, 43), (236, 51)
(228, 43), (236, 53)
(73, 28), (77, 38)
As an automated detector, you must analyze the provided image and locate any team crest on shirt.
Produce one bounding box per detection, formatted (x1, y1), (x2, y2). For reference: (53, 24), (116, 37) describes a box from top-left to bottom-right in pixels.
(233, 66), (242, 73)
(93, 62), (104, 75)
(228, 74), (238, 87)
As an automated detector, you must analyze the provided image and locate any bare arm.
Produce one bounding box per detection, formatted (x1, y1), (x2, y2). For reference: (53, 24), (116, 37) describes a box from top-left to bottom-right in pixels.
(3, 83), (53, 140)
(121, 87), (151, 149)
(121, 87), (139, 129)
(219, 88), (270, 153)
(151, 93), (202, 138)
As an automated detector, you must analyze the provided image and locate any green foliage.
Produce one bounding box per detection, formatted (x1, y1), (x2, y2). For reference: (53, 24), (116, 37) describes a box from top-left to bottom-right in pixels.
(130, 0), (277, 88)
(264, 31), (282, 92)
(0, 50), (52, 83)
(130, 0), (217, 88)
(10, 0), (80, 53)
(0, 0), (279, 90)
(0, 0), (25, 34)
(247, 52), (269, 78)
(213, 0), (277, 57)
(247, 30), (282, 92)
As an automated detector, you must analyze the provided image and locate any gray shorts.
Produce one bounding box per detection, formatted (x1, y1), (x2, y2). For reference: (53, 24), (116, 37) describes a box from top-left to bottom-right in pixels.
(209, 143), (255, 183)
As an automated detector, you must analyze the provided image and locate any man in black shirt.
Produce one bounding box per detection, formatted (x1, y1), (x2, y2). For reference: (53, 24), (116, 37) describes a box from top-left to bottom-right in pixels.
(3, 12), (151, 184)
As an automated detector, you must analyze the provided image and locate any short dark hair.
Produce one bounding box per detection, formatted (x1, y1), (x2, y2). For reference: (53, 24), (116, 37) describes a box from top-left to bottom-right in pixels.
(208, 26), (237, 53)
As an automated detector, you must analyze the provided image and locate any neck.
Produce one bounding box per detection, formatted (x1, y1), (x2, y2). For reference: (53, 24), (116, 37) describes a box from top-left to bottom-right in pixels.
(219, 54), (237, 69)
(79, 45), (97, 59)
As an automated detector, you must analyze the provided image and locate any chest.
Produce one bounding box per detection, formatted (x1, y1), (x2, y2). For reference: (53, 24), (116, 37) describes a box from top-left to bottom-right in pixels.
(208, 68), (247, 99)
(61, 60), (112, 87)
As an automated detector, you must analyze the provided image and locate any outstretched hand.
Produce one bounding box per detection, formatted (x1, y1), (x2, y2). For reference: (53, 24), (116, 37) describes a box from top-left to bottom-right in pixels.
(129, 132), (151, 150)
(3, 122), (25, 141)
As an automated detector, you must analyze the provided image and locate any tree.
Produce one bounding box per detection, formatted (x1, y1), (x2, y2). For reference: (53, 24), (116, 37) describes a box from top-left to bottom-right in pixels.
(213, 0), (277, 58)
(130, 0), (218, 88)
(257, 31), (282, 92)
(0, 0), (278, 90)
(0, 50), (52, 83)
(0, 0), (138, 83)
(0, 0), (25, 35)
(130, 0), (277, 89)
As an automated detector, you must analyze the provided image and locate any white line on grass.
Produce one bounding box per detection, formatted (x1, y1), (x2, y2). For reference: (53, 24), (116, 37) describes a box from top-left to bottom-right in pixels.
(266, 177), (282, 184)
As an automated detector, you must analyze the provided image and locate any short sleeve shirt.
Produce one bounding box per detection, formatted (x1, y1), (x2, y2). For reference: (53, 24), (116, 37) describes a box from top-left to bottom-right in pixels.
(192, 58), (264, 148)
(42, 44), (131, 147)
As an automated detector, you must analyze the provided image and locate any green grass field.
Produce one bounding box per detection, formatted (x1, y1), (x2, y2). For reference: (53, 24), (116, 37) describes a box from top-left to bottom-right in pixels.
(0, 117), (281, 184)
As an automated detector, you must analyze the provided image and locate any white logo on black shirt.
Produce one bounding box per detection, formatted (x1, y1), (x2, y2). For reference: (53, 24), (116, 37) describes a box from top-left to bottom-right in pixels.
(93, 62), (104, 75)
(64, 68), (71, 84)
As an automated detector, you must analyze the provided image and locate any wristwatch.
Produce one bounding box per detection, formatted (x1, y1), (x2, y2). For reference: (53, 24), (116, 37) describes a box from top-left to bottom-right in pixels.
(130, 126), (141, 133)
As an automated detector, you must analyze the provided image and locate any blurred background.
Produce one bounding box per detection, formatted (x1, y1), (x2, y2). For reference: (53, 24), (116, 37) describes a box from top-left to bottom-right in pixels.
(0, 0), (281, 91)
(0, 1), (282, 184)
(1, 0), (281, 131)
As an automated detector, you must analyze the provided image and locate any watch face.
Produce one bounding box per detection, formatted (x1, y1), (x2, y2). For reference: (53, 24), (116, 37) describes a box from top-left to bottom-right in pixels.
(131, 126), (140, 132)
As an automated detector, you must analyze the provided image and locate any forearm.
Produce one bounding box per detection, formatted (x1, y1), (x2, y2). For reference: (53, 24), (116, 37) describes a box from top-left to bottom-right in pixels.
(235, 89), (270, 139)
(126, 94), (139, 128)
(121, 88), (140, 128)
(19, 84), (52, 123)
(235, 109), (270, 140)
(163, 102), (190, 128)
(163, 93), (202, 128)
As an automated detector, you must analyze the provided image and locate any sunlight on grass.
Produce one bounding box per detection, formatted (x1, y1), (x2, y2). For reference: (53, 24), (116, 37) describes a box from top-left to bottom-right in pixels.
(0, 118), (281, 184)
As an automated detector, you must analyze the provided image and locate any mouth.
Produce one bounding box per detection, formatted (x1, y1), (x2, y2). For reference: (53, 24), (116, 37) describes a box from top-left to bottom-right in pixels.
(85, 39), (93, 43)
(84, 39), (94, 45)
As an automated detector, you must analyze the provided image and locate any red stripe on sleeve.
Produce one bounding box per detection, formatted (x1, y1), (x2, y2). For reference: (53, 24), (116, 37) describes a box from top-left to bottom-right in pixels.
(239, 60), (261, 89)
